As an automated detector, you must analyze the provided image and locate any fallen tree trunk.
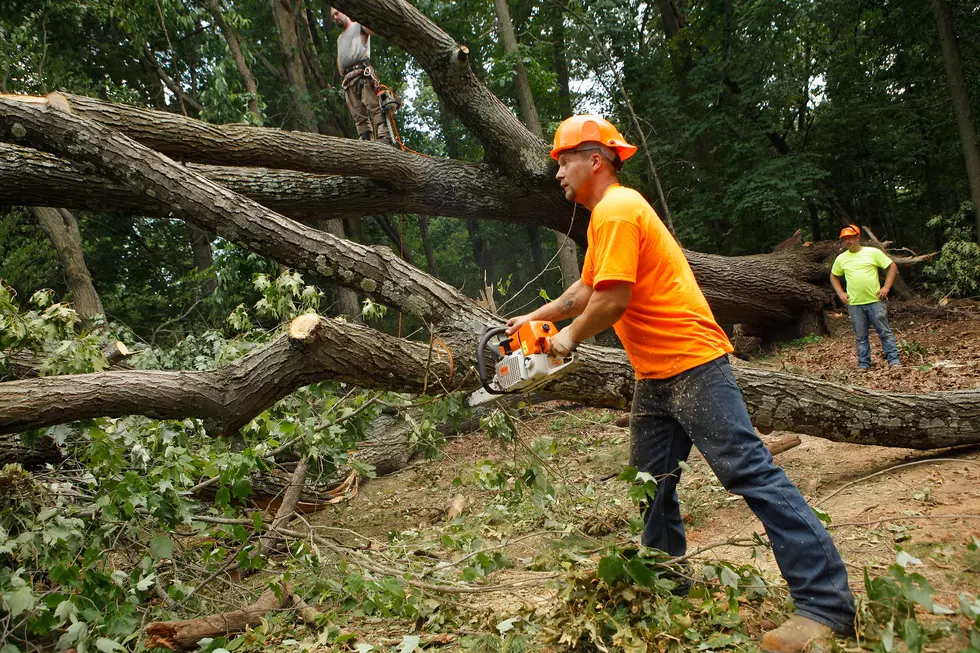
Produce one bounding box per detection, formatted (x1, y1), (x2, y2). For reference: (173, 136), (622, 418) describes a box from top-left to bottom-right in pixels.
(1, 98), (974, 450)
(0, 432), (63, 468)
(145, 584), (287, 650)
(1, 315), (978, 450)
(0, 121), (832, 332)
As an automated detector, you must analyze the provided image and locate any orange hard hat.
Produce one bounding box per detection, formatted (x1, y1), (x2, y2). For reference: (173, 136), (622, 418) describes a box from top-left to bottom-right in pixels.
(839, 224), (861, 238)
(550, 115), (638, 163)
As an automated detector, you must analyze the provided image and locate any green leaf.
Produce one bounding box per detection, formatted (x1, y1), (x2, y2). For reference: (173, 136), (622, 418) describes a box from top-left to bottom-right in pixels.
(136, 573), (156, 592)
(396, 636), (420, 653)
(4, 586), (36, 617)
(624, 558), (656, 588)
(617, 466), (639, 483)
(811, 506), (832, 525)
(232, 478), (251, 500)
(54, 599), (77, 624)
(720, 566), (740, 589)
(150, 535), (174, 561)
(496, 618), (517, 634)
(598, 555), (626, 586)
(881, 619), (895, 652)
(216, 485), (231, 506)
(95, 638), (123, 653)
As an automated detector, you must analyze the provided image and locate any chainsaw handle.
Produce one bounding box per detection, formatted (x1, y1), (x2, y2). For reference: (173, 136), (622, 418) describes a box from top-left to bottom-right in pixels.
(477, 326), (510, 395)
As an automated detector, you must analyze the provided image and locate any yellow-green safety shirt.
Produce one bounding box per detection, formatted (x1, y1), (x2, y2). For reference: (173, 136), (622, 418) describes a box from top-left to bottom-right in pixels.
(830, 246), (894, 306)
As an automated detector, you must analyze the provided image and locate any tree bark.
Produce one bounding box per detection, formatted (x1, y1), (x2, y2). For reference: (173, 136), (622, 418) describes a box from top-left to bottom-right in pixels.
(271, 0), (318, 134)
(492, 0), (541, 137)
(186, 222), (218, 296)
(932, 0), (980, 243)
(145, 584), (287, 650)
(417, 215), (438, 276)
(2, 315), (978, 450)
(31, 207), (105, 325)
(0, 141), (571, 236)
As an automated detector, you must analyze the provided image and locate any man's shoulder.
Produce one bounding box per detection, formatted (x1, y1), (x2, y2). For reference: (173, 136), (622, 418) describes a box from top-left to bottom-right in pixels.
(594, 185), (649, 217)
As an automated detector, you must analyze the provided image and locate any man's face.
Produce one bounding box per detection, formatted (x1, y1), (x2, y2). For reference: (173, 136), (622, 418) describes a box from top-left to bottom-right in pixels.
(842, 234), (860, 251)
(330, 8), (350, 28)
(555, 150), (595, 203)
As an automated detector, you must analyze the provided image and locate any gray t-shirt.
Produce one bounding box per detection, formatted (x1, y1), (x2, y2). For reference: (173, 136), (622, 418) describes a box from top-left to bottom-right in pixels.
(337, 23), (370, 71)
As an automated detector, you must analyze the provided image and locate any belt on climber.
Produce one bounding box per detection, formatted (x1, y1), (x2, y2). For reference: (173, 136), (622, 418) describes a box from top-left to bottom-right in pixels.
(342, 60), (380, 90)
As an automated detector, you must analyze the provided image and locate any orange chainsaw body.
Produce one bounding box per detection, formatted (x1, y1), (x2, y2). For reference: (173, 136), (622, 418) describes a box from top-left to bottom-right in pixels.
(498, 321), (556, 357)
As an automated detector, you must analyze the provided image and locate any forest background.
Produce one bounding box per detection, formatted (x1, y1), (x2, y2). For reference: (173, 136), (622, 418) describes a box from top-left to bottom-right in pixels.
(2, 0), (980, 652)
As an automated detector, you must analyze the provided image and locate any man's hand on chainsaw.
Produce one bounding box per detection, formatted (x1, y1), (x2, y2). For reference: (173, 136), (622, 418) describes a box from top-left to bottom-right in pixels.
(505, 313), (532, 335)
(549, 327), (580, 358)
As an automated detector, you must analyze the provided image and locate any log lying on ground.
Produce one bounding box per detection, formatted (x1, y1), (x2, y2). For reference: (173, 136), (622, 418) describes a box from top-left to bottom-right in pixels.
(2, 315), (979, 450)
(145, 584), (287, 650)
(765, 434), (802, 456)
(0, 432), (63, 468)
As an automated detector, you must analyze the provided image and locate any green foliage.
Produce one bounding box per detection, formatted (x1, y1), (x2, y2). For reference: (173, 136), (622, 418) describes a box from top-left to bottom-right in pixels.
(924, 203), (980, 298)
(0, 281), (109, 379)
(548, 544), (760, 651)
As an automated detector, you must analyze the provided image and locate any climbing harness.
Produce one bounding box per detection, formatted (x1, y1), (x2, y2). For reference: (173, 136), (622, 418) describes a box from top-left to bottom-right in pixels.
(341, 61), (406, 149)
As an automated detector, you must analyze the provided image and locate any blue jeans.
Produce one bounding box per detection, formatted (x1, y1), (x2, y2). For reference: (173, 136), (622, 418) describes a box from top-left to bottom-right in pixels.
(847, 302), (900, 368)
(630, 355), (856, 633)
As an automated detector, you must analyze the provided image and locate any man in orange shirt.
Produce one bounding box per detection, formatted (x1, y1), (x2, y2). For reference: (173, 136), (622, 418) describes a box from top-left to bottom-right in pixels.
(506, 115), (855, 652)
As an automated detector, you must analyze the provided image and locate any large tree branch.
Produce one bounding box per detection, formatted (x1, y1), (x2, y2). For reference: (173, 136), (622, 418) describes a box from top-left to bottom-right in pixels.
(0, 95), (839, 335)
(0, 95), (498, 333)
(0, 143), (575, 235)
(2, 314), (978, 449)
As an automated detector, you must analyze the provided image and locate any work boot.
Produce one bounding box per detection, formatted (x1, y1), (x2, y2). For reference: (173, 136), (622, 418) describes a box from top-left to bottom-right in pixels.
(761, 615), (834, 653)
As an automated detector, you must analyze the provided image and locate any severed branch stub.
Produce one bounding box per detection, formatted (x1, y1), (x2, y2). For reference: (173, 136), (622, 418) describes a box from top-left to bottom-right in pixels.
(145, 583), (288, 650)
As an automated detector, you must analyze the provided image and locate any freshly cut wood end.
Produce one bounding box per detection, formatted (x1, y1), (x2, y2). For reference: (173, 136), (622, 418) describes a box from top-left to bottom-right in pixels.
(289, 313), (323, 341)
(0, 94), (49, 104)
(46, 92), (72, 113)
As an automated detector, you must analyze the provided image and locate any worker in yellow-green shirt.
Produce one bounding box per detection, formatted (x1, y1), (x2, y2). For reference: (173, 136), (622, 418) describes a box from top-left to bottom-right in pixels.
(829, 224), (901, 370)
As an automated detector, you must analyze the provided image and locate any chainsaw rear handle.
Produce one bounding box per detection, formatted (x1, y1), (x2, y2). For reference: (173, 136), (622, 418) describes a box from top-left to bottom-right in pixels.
(476, 326), (510, 395)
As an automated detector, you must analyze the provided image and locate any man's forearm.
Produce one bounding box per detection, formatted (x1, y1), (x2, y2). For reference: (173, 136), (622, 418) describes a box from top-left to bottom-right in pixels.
(566, 292), (626, 343)
(883, 263), (897, 290)
(830, 275), (845, 296)
(526, 280), (592, 322)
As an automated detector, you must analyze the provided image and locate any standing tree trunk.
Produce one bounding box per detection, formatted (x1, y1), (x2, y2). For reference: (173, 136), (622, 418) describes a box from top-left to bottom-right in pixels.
(417, 215), (438, 276)
(271, 0), (318, 134)
(932, 0), (980, 243)
(492, 0), (580, 288)
(271, 0), (360, 317)
(31, 207), (104, 326)
(187, 222), (218, 295)
(205, 0), (262, 124)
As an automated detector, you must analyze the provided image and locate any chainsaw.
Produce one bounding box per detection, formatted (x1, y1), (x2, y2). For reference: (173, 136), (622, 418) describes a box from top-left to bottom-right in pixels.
(467, 321), (581, 407)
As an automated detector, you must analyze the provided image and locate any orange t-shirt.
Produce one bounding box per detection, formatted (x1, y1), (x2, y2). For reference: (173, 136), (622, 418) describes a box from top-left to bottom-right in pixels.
(581, 184), (733, 379)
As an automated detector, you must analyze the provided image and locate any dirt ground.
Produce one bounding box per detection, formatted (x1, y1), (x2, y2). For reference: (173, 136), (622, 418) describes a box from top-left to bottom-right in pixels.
(305, 298), (980, 650)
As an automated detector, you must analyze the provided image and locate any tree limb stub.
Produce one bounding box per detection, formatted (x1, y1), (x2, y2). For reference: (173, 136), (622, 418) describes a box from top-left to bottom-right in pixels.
(145, 583), (287, 650)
